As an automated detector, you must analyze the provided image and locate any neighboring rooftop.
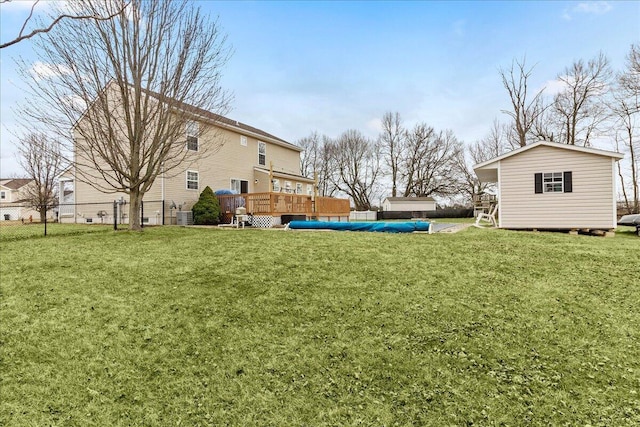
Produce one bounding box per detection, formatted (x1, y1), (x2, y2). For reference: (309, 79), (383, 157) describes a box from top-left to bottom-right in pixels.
(0, 178), (33, 190)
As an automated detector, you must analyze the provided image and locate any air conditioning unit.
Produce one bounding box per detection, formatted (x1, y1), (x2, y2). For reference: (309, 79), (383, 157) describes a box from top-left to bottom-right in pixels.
(176, 211), (193, 226)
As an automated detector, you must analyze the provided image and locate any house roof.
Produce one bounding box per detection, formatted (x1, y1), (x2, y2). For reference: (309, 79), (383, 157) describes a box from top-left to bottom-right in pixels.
(473, 141), (624, 182)
(0, 178), (33, 190)
(143, 86), (302, 152)
(384, 197), (435, 202)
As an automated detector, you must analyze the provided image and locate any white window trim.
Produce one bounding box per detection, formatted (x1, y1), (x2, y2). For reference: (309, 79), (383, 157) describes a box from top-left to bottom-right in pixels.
(543, 172), (563, 193)
(240, 135), (247, 147)
(258, 141), (266, 166)
(307, 184), (313, 195)
(296, 183), (303, 194)
(186, 170), (199, 190)
(186, 121), (199, 152)
(272, 178), (280, 192)
(284, 181), (292, 193)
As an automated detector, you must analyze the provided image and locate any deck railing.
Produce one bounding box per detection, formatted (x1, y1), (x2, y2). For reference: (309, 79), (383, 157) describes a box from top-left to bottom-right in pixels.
(216, 192), (350, 218)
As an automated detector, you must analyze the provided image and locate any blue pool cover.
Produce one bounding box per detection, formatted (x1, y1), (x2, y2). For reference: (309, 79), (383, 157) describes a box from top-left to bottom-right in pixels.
(287, 220), (431, 233)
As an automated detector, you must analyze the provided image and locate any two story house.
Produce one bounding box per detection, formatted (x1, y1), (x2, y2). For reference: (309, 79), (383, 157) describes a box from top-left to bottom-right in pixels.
(60, 85), (349, 226)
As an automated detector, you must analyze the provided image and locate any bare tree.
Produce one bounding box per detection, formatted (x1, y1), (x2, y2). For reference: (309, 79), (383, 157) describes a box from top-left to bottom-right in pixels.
(552, 52), (612, 146)
(453, 120), (509, 203)
(452, 148), (484, 204)
(0, 0), (129, 49)
(401, 125), (462, 197)
(18, 0), (231, 230)
(16, 132), (67, 222)
(500, 57), (547, 147)
(298, 132), (322, 179)
(297, 132), (338, 197)
(611, 44), (640, 214)
(378, 112), (406, 197)
(471, 119), (510, 161)
(329, 130), (380, 210)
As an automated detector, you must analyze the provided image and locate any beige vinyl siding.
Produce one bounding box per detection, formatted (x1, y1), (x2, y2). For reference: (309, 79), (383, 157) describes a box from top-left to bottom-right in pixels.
(499, 145), (616, 229)
(72, 119), (303, 220)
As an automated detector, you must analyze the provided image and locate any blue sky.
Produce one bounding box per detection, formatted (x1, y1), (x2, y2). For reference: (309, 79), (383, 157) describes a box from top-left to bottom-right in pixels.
(1, 0), (639, 177)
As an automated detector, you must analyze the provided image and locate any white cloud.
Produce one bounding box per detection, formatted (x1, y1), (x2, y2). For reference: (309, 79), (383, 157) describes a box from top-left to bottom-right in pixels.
(30, 61), (72, 80)
(540, 78), (568, 96)
(563, 1), (612, 20)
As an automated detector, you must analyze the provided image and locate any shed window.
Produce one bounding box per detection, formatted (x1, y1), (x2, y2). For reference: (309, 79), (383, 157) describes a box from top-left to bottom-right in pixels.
(0, 191), (5, 200)
(535, 172), (572, 194)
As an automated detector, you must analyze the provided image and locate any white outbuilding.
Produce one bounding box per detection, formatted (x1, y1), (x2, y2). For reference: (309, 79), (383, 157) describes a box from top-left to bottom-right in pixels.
(382, 197), (436, 212)
(473, 141), (624, 231)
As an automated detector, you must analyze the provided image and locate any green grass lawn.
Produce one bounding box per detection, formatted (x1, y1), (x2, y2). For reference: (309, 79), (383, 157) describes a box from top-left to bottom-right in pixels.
(0, 222), (126, 242)
(1, 226), (639, 426)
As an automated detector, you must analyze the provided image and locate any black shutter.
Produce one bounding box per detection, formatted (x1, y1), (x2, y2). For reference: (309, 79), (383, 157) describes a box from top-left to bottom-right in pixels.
(563, 171), (572, 193)
(534, 173), (543, 194)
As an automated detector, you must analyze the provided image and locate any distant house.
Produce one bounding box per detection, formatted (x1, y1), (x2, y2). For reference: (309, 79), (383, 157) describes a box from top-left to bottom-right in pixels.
(0, 178), (38, 221)
(382, 197), (436, 212)
(473, 141), (624, 230)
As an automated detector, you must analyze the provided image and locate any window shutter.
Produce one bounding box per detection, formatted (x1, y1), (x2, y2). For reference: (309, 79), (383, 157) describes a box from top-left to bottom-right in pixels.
(534, 173), (543, 194)
(563, 171), (572, 193)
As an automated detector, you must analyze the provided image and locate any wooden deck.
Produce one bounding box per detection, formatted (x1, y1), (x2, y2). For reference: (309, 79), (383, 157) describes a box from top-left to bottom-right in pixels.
(473, 194), (497, 217)
(217, 192), (350, 221)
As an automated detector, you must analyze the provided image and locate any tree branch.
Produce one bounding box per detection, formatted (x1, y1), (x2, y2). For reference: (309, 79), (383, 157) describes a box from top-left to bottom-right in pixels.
(1, 1), (130, 49)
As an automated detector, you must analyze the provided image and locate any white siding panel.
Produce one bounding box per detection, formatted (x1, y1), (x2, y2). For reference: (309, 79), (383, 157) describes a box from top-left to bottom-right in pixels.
(499, 145), (616, 229)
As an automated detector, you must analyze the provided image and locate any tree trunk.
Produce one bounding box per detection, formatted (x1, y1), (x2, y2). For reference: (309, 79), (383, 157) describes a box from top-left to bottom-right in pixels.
(39, 208), (47, 223)
(129, 189), (143, 231)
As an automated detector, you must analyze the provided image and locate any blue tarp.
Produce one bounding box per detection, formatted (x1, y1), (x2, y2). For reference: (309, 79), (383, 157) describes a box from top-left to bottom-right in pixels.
(288, 220), (431, 233)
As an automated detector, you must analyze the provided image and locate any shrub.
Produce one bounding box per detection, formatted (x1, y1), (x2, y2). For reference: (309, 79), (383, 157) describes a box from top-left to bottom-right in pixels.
(192, 186), (221, 225)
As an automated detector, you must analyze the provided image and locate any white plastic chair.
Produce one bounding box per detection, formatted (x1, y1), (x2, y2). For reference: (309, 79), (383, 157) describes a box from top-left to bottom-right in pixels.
(475, 203), (498, 228)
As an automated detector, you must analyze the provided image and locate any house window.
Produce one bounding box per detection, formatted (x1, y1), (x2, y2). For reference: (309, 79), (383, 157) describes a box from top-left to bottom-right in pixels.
(272, 179), (280, 192)
(535, 172), (572, 194)
(231, 179), (248, 194)
(0, 191), (5, 200)
(284, 181), (292, 193)
(240, 135), (247, 147)
(186, 170), (199, 190)
(186, 121), (199, 151)
(307, 184), (313, 195)
(258, 141), (266, 166)
(296, 183), (303, 194)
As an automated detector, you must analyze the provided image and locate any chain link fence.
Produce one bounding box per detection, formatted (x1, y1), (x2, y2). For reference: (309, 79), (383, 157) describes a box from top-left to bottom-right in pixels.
(0, 199), (167, 242)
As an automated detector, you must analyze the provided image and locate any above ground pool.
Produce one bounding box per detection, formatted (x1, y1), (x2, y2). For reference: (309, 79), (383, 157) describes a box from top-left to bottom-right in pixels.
(286, 220), (431, 233)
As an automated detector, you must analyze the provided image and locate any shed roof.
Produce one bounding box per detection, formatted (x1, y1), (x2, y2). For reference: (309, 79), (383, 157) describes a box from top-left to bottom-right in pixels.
(473, 141), (624, 182)
(384, 197), (435, 202)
